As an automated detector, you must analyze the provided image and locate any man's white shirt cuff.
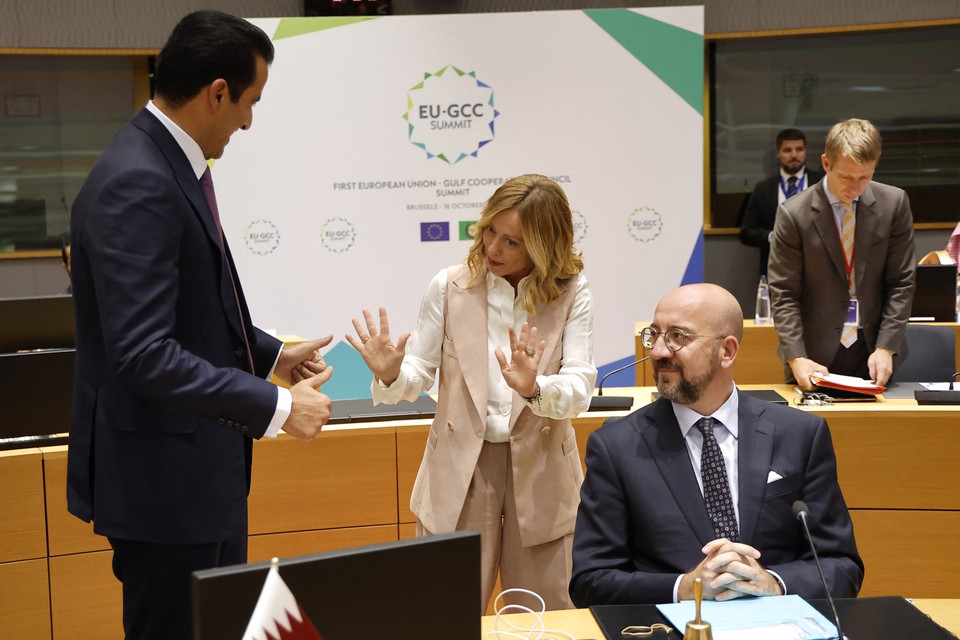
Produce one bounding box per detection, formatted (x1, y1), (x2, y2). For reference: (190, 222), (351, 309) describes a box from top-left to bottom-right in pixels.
(264, 387), (291, 438)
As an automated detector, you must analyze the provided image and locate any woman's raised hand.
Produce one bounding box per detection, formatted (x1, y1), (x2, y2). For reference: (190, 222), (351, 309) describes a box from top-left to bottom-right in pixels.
(495, 323), (545, 398)
(345, 307), (410, 387)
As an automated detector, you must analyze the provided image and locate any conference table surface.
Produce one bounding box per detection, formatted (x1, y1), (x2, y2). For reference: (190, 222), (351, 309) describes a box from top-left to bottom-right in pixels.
(480, 599), (960, 638)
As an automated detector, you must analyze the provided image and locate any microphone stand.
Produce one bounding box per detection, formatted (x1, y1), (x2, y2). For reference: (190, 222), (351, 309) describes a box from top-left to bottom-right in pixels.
(588, 356), (650, 411)
(794, 501), (845, 640)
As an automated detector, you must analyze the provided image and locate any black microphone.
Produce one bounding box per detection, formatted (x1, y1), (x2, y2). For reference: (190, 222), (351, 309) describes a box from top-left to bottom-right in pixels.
(915, 371), (960, 404)
(793, 500), (845, 640)
(588, 356), (650, 411)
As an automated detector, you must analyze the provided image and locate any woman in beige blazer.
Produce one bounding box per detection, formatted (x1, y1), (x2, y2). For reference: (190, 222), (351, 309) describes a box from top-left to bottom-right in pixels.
(347, 174), (596, 612)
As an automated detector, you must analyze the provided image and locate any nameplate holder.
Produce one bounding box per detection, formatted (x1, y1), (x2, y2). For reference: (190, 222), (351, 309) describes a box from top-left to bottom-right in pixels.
(914, 390), (960, 405)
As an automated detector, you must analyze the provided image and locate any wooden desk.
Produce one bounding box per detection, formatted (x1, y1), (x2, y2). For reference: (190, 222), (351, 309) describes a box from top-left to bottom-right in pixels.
(634, 320), (960, 385)
(482, 608), (603, 637)
(27, 424), (426, 640)
(5, 388), (960, 638)
(913, 599), (960, 636)
(0, 448), (50, 639)
(0, 448), (46, 563)
(480, 599), (960, 637)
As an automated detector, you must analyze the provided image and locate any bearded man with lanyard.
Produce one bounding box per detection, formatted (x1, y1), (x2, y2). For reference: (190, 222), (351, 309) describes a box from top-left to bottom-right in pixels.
(740, 128), (824, 275)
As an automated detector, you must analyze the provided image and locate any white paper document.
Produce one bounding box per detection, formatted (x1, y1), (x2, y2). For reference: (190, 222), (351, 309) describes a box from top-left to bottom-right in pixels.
(920, 382), (957, 391)
(809, 372), (884, 394)
(656, 595), (838, 640)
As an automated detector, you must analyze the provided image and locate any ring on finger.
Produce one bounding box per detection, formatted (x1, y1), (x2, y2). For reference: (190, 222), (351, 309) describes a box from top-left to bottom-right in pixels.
(524, 348), (536, 356)
(361, 337), (370, 344)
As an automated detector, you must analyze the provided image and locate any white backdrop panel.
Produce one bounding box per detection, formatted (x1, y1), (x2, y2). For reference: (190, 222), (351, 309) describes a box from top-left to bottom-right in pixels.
(215, 8), (704, 398)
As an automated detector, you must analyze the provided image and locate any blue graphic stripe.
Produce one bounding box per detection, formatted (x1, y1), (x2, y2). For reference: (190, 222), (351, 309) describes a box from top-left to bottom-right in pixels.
(597, 354), (642, 389)
(680, 228), (704, 285)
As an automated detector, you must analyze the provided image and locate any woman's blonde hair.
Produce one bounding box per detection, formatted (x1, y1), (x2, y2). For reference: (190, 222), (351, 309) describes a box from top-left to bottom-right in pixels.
(465, 174), (583, 314)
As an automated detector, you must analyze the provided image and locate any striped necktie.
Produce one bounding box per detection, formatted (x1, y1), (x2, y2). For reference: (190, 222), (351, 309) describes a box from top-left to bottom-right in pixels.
(840, 201), (858, 348)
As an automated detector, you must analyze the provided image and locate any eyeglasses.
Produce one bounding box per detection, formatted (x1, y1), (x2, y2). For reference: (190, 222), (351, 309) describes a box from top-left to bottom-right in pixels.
(640, 326), (725, 352)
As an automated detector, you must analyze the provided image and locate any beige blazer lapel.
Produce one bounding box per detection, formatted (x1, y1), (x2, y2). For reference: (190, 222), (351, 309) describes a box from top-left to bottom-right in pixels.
(446, 266), (489, 426)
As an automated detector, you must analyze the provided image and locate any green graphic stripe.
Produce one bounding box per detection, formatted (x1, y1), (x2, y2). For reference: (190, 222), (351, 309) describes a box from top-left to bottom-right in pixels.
(273, 16), (381, 40)
(584, 9), (702, 115)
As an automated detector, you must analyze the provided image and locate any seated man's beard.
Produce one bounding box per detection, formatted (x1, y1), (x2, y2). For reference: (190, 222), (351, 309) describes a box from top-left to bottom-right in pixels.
(653, 359), (719, 405)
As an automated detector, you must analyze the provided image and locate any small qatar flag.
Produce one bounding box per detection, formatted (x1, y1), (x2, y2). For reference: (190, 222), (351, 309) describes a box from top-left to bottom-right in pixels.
(242, 558), (323, 640)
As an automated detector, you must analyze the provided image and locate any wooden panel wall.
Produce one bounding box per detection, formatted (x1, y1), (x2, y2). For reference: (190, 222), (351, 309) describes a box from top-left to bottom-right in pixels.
(4, 395), (960, 638)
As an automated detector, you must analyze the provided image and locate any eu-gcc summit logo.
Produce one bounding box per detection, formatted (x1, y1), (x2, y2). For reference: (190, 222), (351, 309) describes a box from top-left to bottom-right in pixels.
(243, 219), (280, 255)
(572, 210), (587, 248)
(403, 65), (499, 164)
(321, 217), (356, 254)
(628, 208), (663, 243)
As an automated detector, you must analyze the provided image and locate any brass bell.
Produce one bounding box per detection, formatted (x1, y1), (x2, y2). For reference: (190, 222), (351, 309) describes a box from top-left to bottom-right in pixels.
(683, 578), (714, 640)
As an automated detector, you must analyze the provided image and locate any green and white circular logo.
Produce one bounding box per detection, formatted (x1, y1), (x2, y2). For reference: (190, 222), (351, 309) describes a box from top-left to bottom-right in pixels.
(572, 210), (588, 248)
(320, 217), (356, 254)
(243, 219), (280, 255)
(403, 65), (499, 164)
(628, 207), (663, 242)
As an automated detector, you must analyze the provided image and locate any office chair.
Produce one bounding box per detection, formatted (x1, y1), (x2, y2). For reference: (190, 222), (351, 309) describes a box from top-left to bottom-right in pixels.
(892, 324), (957, 382)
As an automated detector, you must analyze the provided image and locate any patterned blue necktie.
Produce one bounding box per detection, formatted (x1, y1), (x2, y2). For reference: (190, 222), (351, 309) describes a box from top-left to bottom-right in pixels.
(786, 175), (799, 198)
(696, 417), (740, 542)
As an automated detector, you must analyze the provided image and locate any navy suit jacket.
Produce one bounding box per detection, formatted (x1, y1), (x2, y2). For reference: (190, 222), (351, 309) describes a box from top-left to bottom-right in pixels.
(739, 169), (824, 274)
(570, 391), (863, 606)
(67, 108), (282, 545)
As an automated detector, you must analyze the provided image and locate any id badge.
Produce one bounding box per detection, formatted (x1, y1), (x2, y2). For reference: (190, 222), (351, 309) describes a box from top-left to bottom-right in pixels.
(844, 298), (860, 327)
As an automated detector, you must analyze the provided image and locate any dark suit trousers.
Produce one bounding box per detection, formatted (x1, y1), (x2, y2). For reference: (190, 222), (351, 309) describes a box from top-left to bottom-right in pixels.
(828, 332), (871, 379)
(109, 526), (246, 640)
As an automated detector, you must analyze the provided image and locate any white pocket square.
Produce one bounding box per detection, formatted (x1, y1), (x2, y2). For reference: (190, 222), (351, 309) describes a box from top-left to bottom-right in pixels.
(767, 470), (783, 483)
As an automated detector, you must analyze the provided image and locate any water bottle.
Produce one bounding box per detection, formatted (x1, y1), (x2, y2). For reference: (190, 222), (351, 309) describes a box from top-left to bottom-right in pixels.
(755, 275), (773, 325)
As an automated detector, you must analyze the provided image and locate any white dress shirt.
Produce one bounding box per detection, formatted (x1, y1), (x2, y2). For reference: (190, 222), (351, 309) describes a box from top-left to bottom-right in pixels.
(777, 166), (810, 205)
(373, 268), (597, 442)
(669, 385), (785, 600)
(821, 177), (859, 232)
(672, 383), (742, 524)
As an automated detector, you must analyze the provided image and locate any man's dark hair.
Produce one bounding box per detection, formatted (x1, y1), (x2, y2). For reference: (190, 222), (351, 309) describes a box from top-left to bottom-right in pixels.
(154, 10), (275, 107)
(775, 128), (806, 150)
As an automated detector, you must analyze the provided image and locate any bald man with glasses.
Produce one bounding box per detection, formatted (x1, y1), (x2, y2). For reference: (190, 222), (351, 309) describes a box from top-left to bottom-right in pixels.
(569, 283), (862, 607)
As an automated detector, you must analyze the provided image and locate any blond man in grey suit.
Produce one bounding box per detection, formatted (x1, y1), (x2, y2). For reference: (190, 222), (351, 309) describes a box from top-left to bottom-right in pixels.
(768, 118), (915, 390)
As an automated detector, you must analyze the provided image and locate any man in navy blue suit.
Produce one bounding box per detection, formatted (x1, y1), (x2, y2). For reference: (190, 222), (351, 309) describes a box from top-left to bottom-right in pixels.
(67, 11), (334, 638)
(739, 128), (823, 275)
(570, 283), (862, 606)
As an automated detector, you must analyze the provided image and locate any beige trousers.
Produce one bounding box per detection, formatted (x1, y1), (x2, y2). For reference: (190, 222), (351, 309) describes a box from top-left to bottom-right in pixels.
(418, 440), (574, 614)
